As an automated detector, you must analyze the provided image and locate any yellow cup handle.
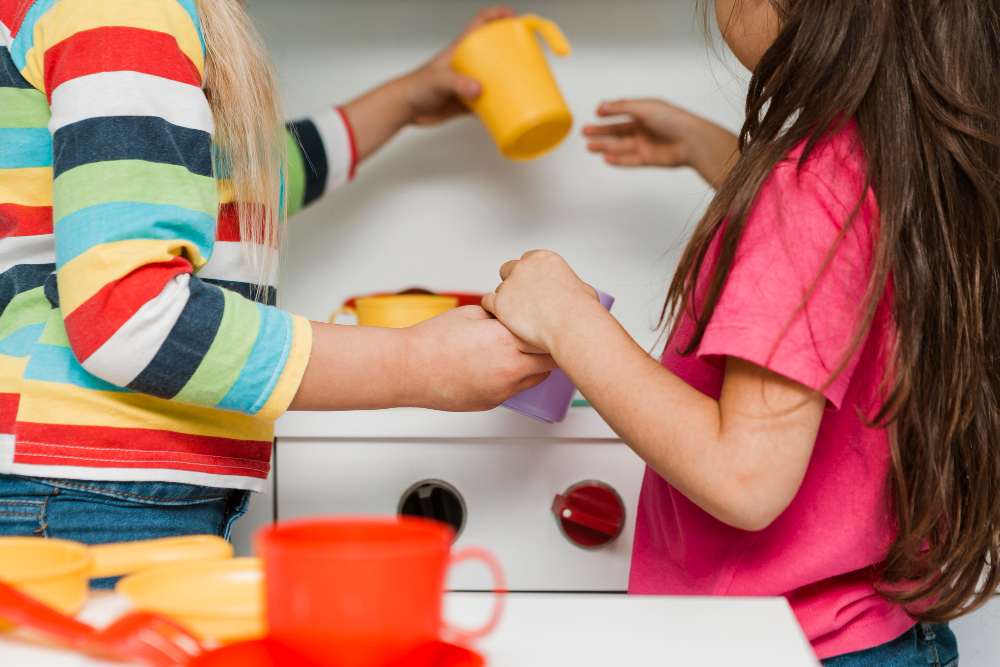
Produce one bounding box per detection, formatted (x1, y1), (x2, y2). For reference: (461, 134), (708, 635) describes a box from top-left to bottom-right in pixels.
(88, 535), (234, 580)
(520, 14), (571, 57)
(329, 305), (357, 324)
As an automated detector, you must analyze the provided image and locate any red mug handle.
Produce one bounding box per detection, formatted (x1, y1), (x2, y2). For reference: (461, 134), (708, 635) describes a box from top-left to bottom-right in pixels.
(442, 547), (506, 644)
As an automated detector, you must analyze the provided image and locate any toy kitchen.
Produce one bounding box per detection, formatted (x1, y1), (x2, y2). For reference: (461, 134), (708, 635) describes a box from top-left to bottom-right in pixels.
(218, 0), (1000, 664)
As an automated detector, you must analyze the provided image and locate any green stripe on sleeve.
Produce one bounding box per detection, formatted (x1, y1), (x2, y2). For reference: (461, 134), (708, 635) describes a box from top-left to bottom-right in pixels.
(284, 129), (307, 217)
(0, 89), (50, 128)
(53, 160), (217, 222)
(173, 286), (261, 407)
(37, 310), (71, 348)
(0, 287), (50, 339)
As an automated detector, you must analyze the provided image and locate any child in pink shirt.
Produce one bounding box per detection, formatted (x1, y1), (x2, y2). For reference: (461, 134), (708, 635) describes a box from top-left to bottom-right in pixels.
(482, 1), (1000, 664)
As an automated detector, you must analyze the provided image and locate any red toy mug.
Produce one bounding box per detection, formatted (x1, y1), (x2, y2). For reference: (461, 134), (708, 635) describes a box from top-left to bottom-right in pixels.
(256, 517), (505, 667)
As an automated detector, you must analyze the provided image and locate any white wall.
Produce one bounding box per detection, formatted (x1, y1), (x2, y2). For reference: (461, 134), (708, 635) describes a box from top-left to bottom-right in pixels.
(250, 0), (748, 353)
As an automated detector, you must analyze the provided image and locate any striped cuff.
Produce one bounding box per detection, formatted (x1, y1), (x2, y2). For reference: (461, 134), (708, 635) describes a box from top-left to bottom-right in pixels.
(311, 106), (357, 192)
(255, 315), (312, 422)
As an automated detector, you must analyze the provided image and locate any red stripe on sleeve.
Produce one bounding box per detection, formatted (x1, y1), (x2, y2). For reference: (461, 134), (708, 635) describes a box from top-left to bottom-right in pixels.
(63, 256), (192, 362)
(0, 204), (53, 238)
(0, 392), (19, 434)
(215, 203), (276, 246)
(215, 203), (241, 243)
(43, 26), (201, 99)
(0, 0), (33, 38)
(335, 106), (358, 181)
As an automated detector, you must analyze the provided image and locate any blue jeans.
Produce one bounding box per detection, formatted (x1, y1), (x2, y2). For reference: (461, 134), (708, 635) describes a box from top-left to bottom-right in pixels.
(0, 473), (250, 588)
(823, 623), (958, 667)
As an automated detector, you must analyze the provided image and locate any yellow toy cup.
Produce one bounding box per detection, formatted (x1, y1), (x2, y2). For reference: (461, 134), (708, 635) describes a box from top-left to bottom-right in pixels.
(0, 535), (233, 628)
(329, 295), (459, 328)
(452, 14), (572, 160)
(117, 557), (264, 643)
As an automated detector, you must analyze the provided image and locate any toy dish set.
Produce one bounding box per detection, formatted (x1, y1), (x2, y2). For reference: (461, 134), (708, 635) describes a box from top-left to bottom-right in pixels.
(0, 518), (499, 667)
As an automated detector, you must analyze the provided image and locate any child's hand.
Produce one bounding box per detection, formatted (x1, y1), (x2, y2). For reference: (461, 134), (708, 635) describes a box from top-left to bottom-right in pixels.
(583, 99), (739, 188)
(396, 6), (517, 125)
(482, 250), (603, 353)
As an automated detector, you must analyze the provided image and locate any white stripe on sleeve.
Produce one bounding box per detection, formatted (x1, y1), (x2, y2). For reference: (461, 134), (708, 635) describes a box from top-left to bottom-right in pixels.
(81, 273), (191, 386)
(196, 241), (277, 287)
(48, 71), (214, 135)
(310, 107), (354, 193)
(0, 235), (55, 273)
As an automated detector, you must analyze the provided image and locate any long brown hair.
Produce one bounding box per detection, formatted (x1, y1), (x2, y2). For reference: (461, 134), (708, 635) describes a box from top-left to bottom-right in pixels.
(665, 0), (1000, 621)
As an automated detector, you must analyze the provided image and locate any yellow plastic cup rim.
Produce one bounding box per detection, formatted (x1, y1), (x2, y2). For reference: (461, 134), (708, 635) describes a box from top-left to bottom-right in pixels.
(0, 537), (92, 584)
(116, 557), (263, 620)
(354, 295), (458, 309)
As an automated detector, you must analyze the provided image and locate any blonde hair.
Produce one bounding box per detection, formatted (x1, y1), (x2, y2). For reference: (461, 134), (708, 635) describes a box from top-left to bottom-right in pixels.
(196, 0), (286, 291)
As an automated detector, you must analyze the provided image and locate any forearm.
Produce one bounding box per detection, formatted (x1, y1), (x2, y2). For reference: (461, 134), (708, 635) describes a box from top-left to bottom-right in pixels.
(547, 306), (804, 530)
(288, 322), (409, 411)
(687, 119), (740, 189)
(340, 78), (413, 164)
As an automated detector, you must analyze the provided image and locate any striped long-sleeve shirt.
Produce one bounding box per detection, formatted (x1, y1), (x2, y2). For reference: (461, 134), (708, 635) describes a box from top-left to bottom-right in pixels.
(0, 0), (356, 491)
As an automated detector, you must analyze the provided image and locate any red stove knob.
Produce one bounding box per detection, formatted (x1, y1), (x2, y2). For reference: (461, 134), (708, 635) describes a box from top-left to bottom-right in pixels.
(552, 480), (625, 549)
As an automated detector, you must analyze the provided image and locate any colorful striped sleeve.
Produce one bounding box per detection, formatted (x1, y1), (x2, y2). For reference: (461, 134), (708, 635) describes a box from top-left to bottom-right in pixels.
(16, 0), (311, 422)
(284, 106), (357, 216)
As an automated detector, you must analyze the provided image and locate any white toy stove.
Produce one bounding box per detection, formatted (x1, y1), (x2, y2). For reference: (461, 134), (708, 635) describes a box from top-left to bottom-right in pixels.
(255, 406), (645, 592)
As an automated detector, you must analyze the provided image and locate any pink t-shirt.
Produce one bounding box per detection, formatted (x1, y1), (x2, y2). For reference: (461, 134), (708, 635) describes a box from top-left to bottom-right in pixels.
(629, 123), (914, 659)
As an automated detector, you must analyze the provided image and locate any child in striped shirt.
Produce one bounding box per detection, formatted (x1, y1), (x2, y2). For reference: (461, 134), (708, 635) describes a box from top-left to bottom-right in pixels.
(0, 0), (552, 568)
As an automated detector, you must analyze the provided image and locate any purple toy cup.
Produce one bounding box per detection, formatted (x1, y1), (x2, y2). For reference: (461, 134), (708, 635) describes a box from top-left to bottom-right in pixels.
(501, 289), (614, 423)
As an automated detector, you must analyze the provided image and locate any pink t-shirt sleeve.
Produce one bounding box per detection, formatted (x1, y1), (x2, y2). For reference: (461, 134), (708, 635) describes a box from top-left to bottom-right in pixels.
(697, 162), (875, 409)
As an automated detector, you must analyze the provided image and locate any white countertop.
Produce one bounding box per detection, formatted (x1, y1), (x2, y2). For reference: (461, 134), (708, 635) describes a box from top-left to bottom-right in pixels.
(274, 405), (620, 440)
(0, 592), (818, 667)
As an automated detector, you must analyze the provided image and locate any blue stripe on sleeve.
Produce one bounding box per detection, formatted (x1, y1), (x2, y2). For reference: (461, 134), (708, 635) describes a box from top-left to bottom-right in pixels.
(7, 0), (58, 70)
(53, 116), (212, 179)
(0, 47), (33, 89)
(126, 278), (224, 399)
(0, 323), (45, 357)
(23, 343), (130, 392)
(215, 304), (293, 415)
(54, 202), (215, 268)
(0, 128), (52, 168)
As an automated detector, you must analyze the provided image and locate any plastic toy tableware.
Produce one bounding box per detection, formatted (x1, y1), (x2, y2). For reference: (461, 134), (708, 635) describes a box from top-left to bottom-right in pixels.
(329, 294), (459, 328)
(117, 557), (264, 643)
(0, 579), (204, 667)
(256, 517), (505, 667)
(452, 14), (572, 160)
(502, 289), (615, 423)
(0, 535), (233, 623)
(191, 638), (484, 667)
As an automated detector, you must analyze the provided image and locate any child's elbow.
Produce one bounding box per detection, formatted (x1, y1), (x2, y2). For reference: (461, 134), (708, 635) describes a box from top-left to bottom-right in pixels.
(713, 488), (795, 532)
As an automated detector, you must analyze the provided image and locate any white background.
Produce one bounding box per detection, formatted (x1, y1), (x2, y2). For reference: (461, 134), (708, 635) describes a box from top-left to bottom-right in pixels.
(250, 0), (749, 353)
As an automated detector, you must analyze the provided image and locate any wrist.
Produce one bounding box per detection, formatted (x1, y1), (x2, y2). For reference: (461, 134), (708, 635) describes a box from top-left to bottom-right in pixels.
(544, 295), (608, 362)
(687, 119), (739, 188)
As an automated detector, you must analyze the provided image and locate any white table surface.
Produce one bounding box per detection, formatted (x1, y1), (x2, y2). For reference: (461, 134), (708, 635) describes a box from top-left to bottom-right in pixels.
(0, 592), (819, 667)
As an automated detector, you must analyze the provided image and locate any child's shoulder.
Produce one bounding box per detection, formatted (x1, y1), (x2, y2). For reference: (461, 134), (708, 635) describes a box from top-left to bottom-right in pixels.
(771, 119), (873, 222)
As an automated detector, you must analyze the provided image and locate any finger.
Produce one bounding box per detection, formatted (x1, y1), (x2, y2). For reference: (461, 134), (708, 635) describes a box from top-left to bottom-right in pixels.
(587, 137), (638, 155)
(517, 370), (554, 393)
(582, 122), (637, 137)
(480, 292), (497, 316)
(597, 99), (660, 119)
(461, 6), (517, 37)
(604, 153), (647, 167)
(499, 259), (518, 281)
(520, 249), (548, 260)
(446, 72), (482, 100)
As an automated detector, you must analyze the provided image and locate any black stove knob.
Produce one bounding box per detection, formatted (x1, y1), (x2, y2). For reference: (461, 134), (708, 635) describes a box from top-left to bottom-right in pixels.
(398, 480), (466, 539)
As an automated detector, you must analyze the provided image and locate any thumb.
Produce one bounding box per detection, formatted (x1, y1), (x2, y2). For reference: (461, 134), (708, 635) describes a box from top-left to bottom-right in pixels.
(481, 292), (498, 317)
(446, 71), (482, 100)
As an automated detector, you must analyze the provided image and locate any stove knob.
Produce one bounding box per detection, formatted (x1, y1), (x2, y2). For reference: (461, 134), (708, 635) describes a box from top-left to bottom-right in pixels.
(398, 480), (466, 540)
(552, 480), (625, 549)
